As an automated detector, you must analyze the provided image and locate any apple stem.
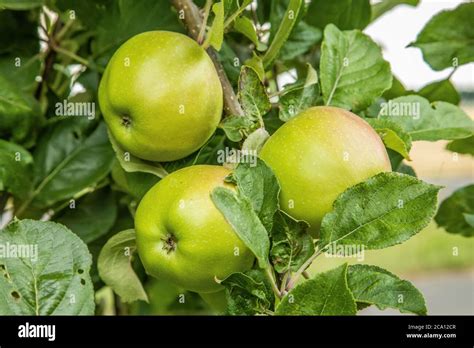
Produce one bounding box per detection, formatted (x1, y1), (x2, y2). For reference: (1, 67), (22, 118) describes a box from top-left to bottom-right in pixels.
(171, 0), (245, 117)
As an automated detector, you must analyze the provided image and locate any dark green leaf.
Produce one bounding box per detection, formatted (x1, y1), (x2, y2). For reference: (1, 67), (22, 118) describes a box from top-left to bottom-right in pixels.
(307, 0), (371, 30)
(0, 219), (94, 315)
(435, 185), (474, 237)
(276, 264), (356, 315)
(0, 140), (33, 200)
(55, 188), (118, 244)
(320, 172), (441, 250)
(0, 0), (43, 10)
(279, 21), (322, 61)
(30, 120), (115, 208)
(347, 264), (427, 315)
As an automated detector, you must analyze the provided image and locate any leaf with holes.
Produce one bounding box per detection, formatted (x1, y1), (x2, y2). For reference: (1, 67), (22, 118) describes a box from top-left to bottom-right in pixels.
(276, 264), (356, 315)
(98, 229), (148, 303)
(319, 172), (441, 251)
(0, 219), (94, 315)
(320, 24), (392, 111)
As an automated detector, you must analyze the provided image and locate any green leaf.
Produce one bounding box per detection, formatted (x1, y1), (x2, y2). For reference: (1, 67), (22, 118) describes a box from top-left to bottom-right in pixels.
(221, 269), (275, 315)
(98, 229), (148, 303)
(29, 121), (115, 209)
(233, 16), (265, 51)
(279, 64), (319, 122)
(395, 162), (417, 178)
(55, 188), (118, 244)
(91, 0), (182, 60)
(0, 219), (94, 315)
(219, 115), (255, 142)
(0, 0), (43, 10)
(0, 140), (33, 200)
(347, 264), (427, 315)
(263, 0), (304, 68)
(307, 0), (371, 30)
(232, 158), (280, 232)
(244, 54), (265, 82)
(111, 161), (160, 200)
(206, 1), (225, 51)
(242, 127), (270, 154)
(418, 79), (460, 105)
(371, 0), (419, 21)
(378, 95), (473, 141)
(410, 2), (474, 71)
(365, 118), (412, 160)
(238, 66), (271, 122)
(279, 21), (322, 61)
(270, 211), (314, 274)
(0, 73), (40, 144)
(435, 185), (474, 237)
(319, 172), (441, 250)
(320, 24), (392, 111)
(211, 187), (270, 268)
(108, 131), (168, 177)
(446, 136), (474, 156)
(383, 75), (410, 100)
(276, 264), (356, 315)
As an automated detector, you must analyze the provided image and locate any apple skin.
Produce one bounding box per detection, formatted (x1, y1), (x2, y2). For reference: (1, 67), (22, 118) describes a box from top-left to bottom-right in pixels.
(260, 106), (391, 235)
(135, 165), (254, 293)
(99, 31), (223, 162)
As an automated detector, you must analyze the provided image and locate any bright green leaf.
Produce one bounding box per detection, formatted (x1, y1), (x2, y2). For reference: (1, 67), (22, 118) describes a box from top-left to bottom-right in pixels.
(320, 172), (441, 250)
(98, 229), (149, 303)
(435, 185), (474, 237)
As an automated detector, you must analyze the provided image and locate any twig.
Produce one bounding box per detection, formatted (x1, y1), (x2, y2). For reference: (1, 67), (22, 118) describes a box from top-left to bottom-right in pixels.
(286, 249), (323, 290)
(171, 0), (244, 116)
(197, 0), (212, 44)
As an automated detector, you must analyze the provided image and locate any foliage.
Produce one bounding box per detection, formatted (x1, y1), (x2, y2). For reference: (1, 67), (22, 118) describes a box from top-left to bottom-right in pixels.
(0, 0), (472, 316)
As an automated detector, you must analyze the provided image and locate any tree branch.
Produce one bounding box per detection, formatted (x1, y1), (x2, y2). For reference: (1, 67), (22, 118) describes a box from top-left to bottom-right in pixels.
(171, 0), (244, 116)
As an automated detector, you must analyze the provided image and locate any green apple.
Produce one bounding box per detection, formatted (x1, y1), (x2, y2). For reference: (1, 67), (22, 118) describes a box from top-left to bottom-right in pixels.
(99, 31), (223, 162)
(135, 165), (254, 293)
(199, 290), (227, 314)
(260, 106), (391, 235)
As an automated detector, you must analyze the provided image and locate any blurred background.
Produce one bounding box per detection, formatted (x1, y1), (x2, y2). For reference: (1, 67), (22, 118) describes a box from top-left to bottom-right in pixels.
(310, 0), (474, 315)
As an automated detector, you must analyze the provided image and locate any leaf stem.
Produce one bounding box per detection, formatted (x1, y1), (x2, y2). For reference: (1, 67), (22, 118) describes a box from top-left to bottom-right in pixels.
(286, 249), (323, 290)
(265, 266), (282, 299)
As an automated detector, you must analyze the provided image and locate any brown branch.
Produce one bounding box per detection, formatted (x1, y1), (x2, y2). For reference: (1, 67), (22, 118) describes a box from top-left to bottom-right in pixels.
(171, 0), (244, 116)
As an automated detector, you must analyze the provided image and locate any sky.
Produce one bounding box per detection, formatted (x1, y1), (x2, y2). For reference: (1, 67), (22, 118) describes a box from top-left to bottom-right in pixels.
(365, 0), (473, 91)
